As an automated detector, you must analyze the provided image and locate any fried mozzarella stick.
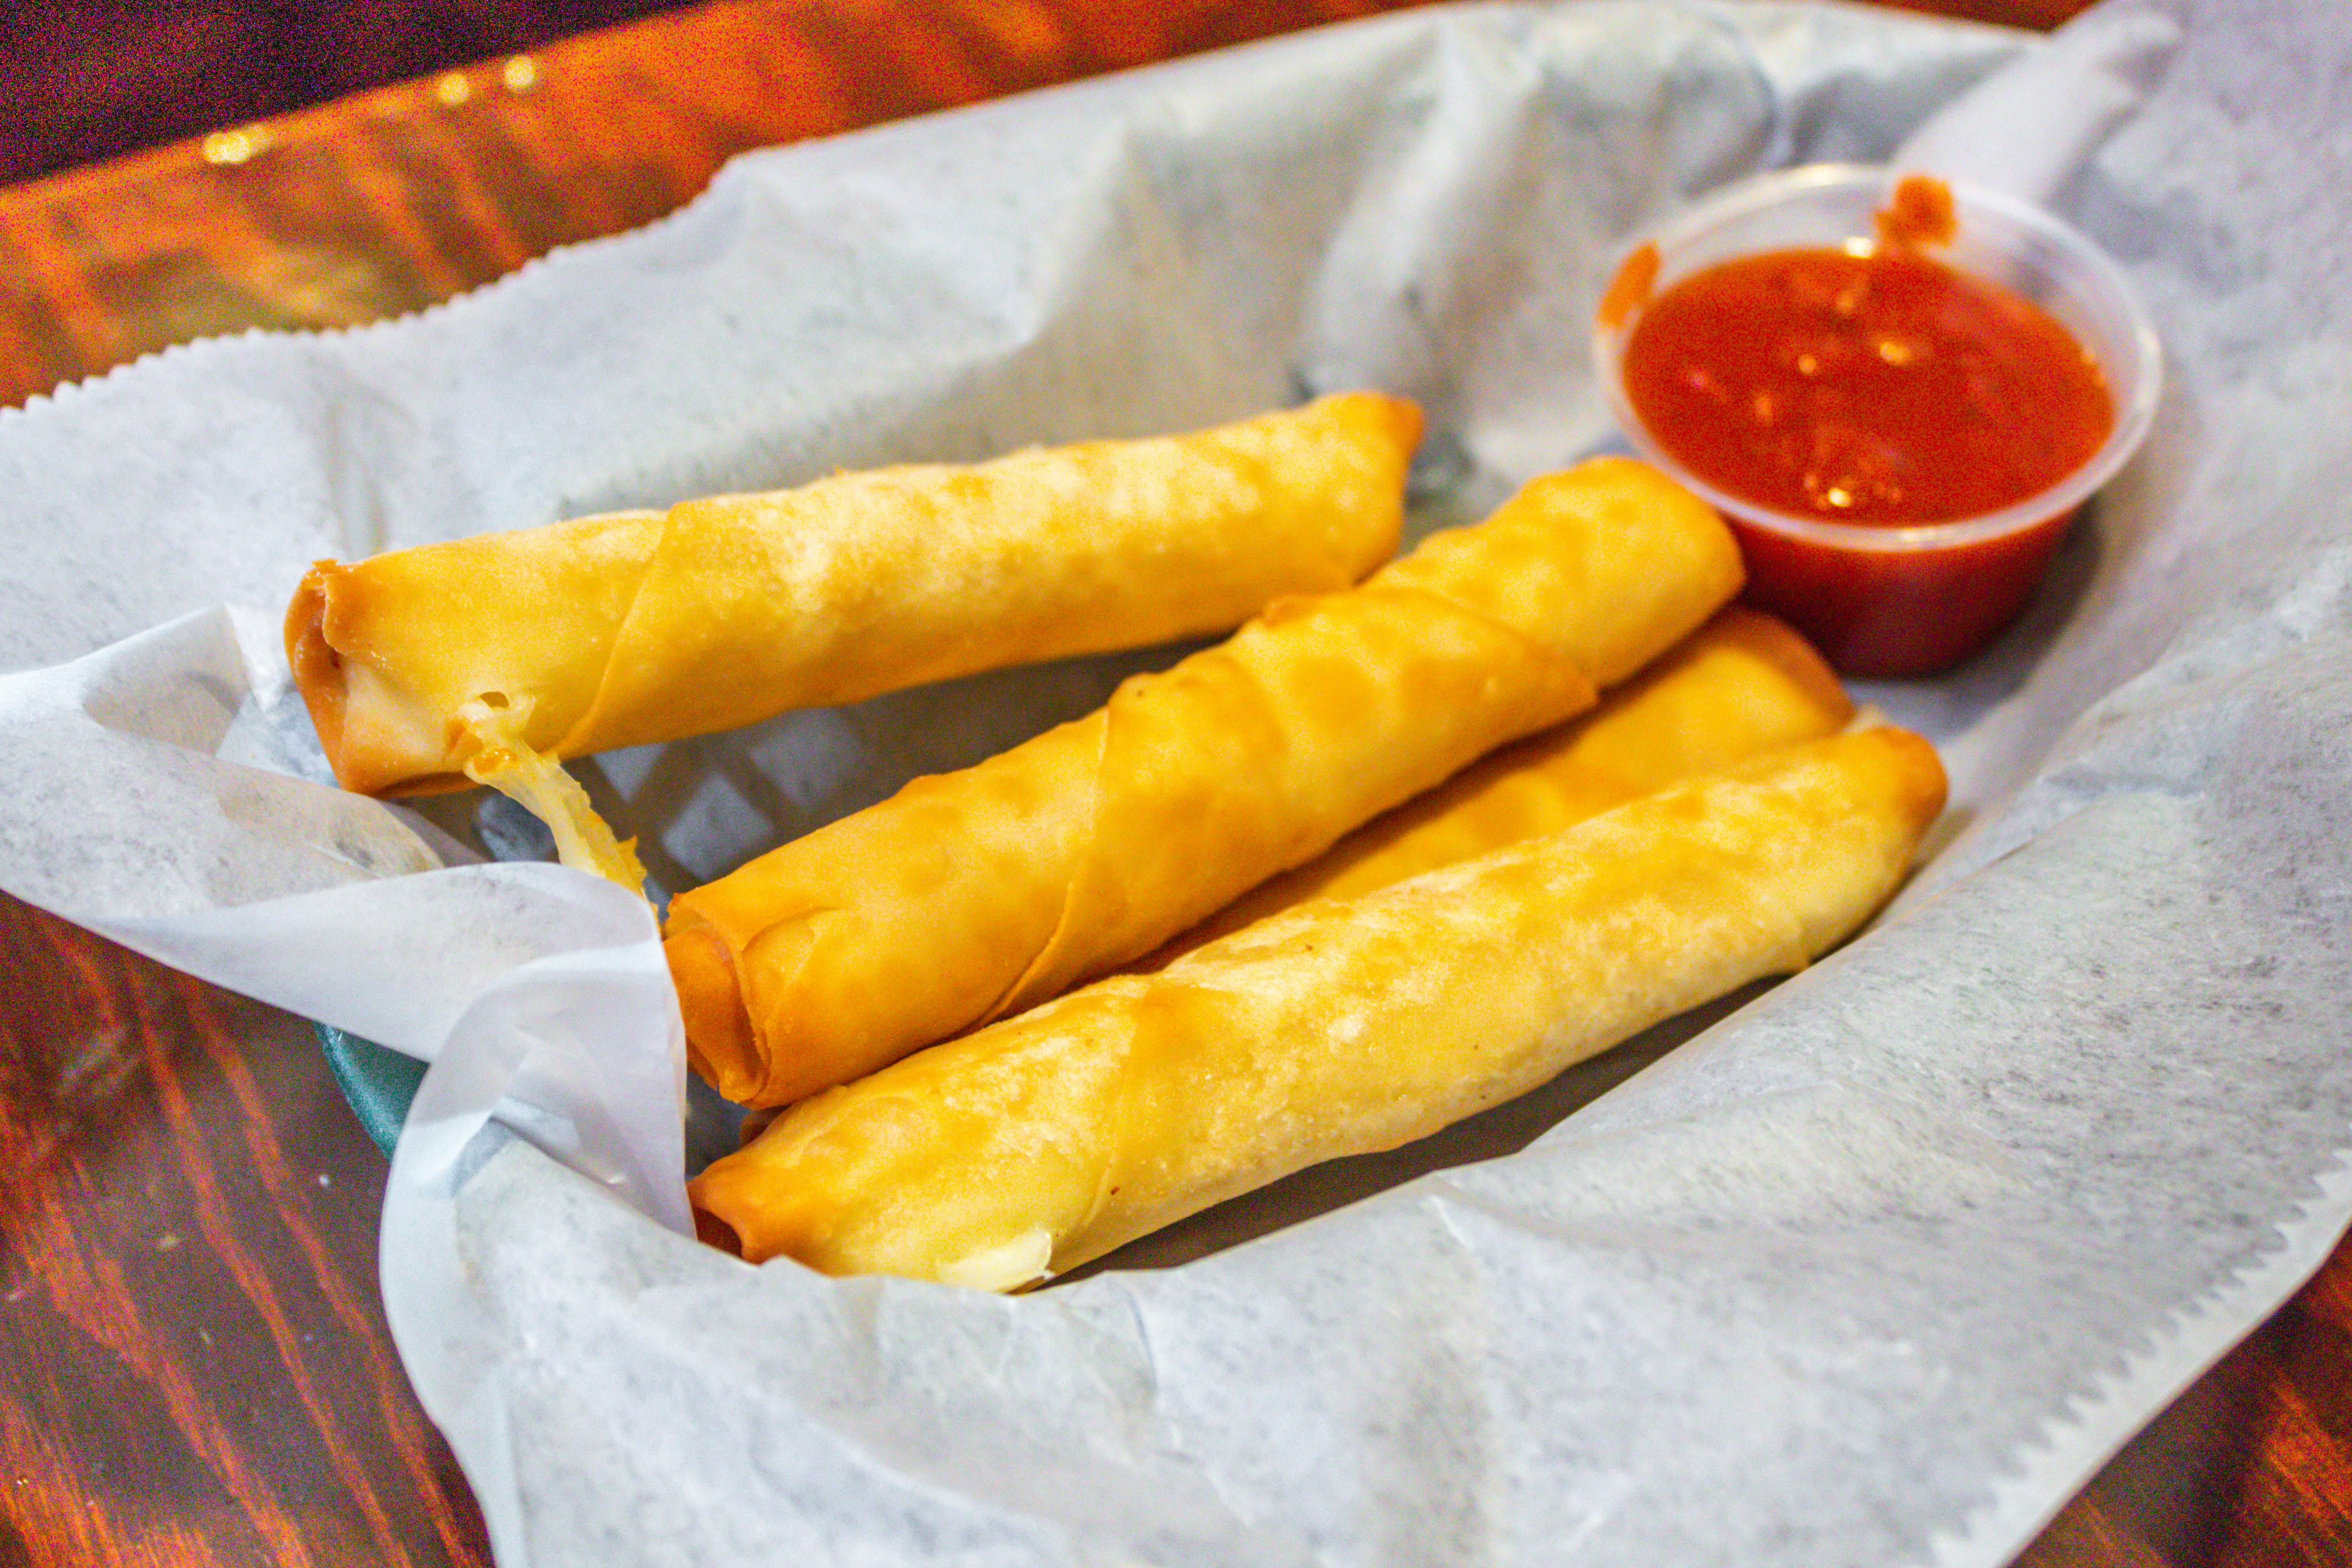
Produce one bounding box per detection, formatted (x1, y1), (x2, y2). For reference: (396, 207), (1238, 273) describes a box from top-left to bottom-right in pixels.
(667, 458), (1743, 1107)
(691, 727), (1947, 1288)
(286, 393), (1422, 798)
(1142, 607), (1853, 964)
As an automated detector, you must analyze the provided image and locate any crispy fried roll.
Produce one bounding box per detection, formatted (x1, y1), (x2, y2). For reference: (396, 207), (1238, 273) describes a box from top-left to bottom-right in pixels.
(691, 727), (1946, 1288)
(287, 393), (1423, 797)
(1143, 606), (1853, 962)
(668, 458), (1743, 1107)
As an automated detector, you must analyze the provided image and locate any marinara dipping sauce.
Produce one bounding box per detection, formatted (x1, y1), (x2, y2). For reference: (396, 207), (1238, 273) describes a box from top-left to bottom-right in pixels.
(1595, 168), (2161, 676)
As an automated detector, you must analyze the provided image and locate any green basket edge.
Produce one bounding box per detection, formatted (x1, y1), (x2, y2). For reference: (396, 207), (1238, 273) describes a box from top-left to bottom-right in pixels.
(316, 1022), (426, 1157)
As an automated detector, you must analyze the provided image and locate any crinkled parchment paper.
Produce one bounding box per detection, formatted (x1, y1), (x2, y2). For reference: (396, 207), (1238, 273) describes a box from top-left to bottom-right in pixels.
(2, 0), (2347, 1563)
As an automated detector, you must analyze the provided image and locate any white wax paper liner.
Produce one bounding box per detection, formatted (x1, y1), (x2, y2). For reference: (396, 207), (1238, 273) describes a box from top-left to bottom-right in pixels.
(3, 0), (2350, 1563)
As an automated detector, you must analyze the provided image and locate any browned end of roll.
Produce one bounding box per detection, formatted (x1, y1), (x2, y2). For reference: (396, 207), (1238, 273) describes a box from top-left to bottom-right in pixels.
(666, 923), (759, 1099)
(287, 560), (481, 798)
(1365, 393), (1425, 486)
(285, 562), (363, 789)
(1712, 606), (1855, 725)
(1856, 724), (1950, 835)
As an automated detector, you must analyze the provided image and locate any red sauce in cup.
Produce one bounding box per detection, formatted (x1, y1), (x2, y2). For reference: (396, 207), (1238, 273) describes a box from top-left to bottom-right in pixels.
(1607, 176), (2122, 676)
(1620, 247), (2112, 526)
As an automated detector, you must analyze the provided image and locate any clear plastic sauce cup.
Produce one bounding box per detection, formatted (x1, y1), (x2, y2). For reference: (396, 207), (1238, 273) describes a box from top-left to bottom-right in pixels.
(1592, 164), (2161, 677)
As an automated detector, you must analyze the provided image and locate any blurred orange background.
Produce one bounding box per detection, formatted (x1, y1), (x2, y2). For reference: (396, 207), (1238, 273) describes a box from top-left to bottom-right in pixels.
(0, 0), (2093, 186)
(0, 0), (687, 183)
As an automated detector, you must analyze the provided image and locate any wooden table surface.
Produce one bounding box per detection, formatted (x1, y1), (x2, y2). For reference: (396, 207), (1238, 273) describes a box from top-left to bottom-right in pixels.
(2, 1), (2346, 1564)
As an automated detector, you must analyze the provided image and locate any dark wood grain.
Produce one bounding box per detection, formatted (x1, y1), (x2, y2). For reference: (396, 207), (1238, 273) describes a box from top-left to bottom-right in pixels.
(0, 893), (488, 1568)
(3, 2), (2344, 1566)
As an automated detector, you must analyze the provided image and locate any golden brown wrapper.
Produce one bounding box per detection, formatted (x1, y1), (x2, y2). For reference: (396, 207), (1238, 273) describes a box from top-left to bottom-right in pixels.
(1142, 606), (1854, 963)
(690, 727), (1947, 1289)
(666, 457), (1743, 1107)
(286, 392), (1423, 797)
